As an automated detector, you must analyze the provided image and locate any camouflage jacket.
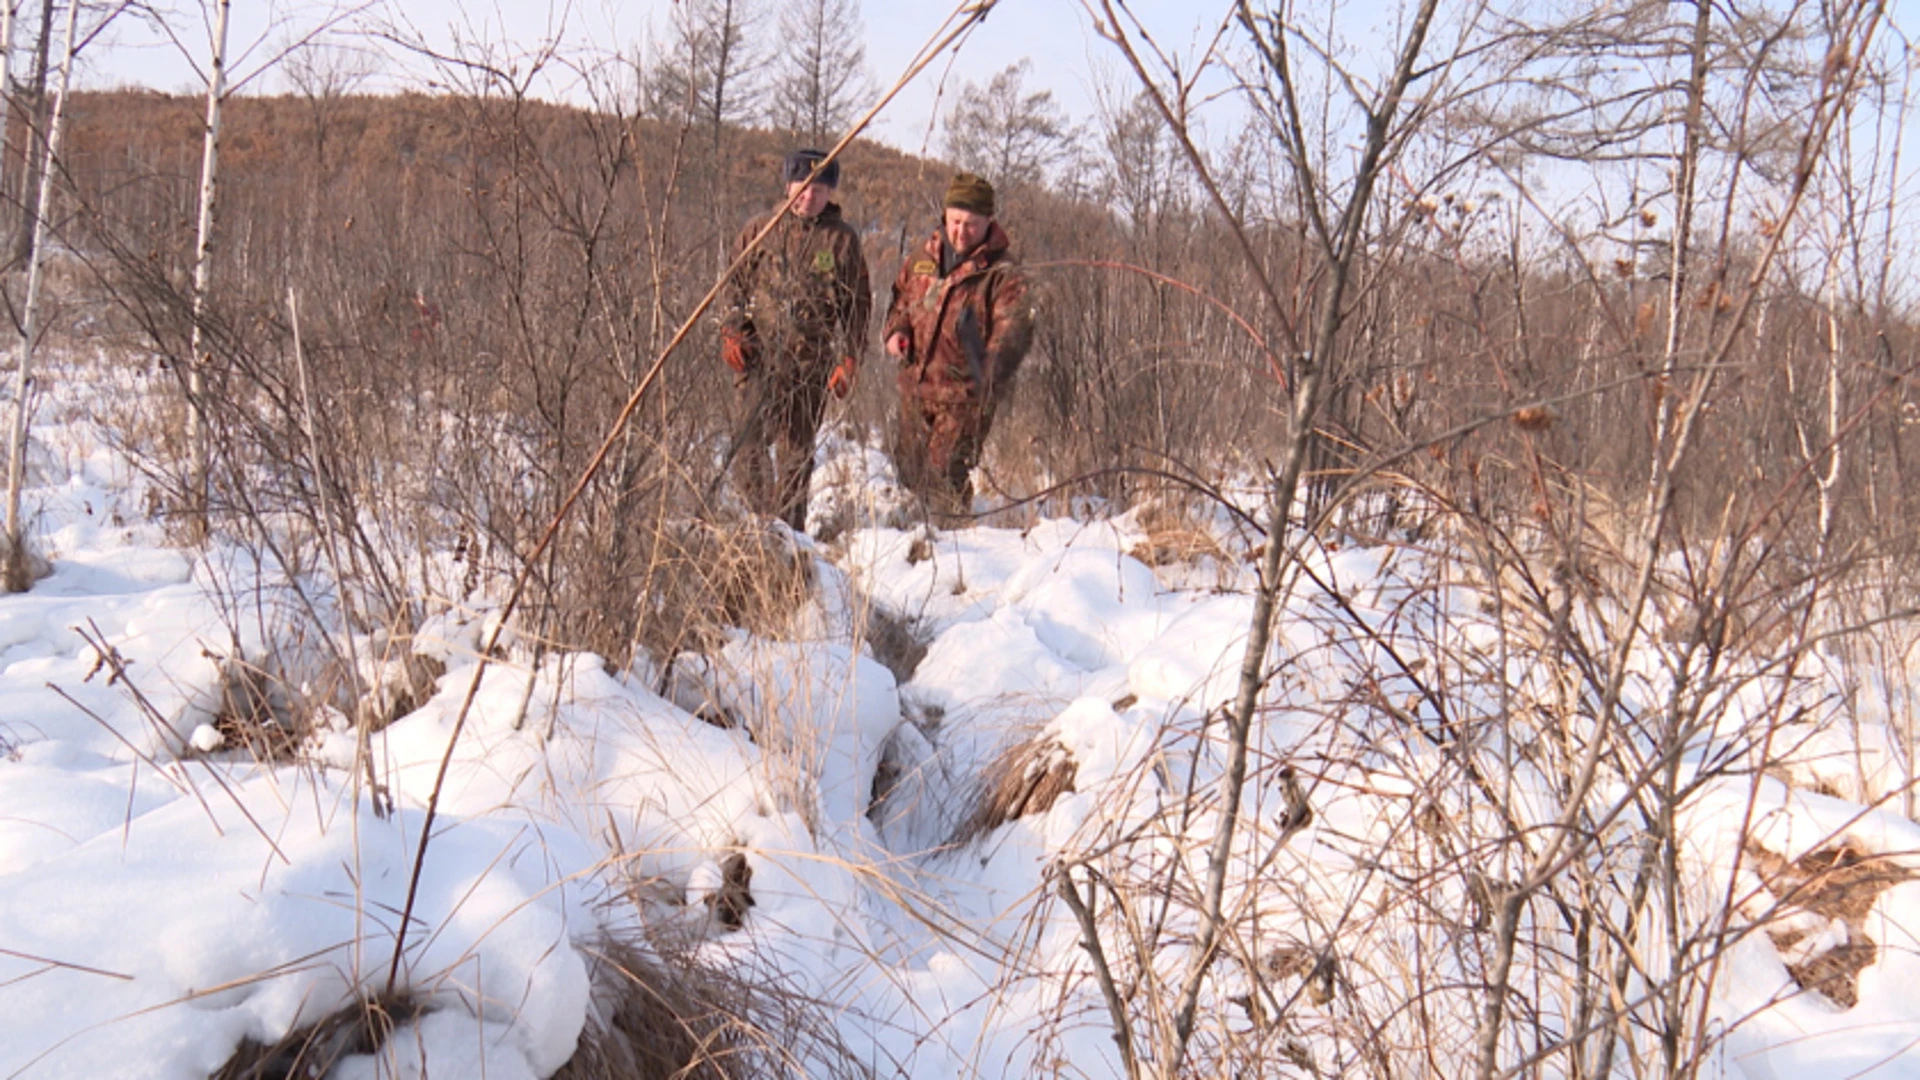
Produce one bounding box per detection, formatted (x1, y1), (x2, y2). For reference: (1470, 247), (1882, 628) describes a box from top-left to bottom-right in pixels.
(883, 222), (1035, 406)
(724, 202), (871, 365)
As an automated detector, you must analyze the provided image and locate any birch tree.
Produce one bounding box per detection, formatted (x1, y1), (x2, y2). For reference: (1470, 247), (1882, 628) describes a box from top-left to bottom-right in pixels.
(183, 0), (230, 540)
(4, 0), (80, 590)
(160, 4), (369, 536)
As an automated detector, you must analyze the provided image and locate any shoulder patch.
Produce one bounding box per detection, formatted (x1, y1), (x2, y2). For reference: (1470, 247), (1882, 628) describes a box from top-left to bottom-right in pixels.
(812, 250), (837, 273)
(912, 259), (937, 275)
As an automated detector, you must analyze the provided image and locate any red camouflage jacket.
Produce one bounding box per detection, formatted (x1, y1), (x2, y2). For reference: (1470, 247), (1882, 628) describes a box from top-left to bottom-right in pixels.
(883, 222), (1035, 406)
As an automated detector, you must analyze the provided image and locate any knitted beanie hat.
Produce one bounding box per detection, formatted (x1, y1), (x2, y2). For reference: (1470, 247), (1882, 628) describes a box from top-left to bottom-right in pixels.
(943, 172), (996, 216)
(782, 148), (839, 187)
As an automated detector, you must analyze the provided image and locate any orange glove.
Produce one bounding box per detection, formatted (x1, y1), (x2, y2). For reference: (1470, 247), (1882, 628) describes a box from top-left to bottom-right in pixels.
(721, 326), (756, 374)
(828, 354), (856, 399)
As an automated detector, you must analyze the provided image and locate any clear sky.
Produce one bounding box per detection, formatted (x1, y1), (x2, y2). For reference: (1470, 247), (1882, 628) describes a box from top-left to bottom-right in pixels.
(77, 0), (1234, 154)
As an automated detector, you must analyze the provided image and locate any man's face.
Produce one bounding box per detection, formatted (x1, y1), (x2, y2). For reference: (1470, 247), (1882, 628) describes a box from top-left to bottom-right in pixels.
(944, 207), (990, 254)
(786, 179), (833, 218)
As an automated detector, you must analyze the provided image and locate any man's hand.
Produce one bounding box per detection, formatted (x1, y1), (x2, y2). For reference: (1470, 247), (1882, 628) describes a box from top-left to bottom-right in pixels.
(721, 326), (756, 373)
(828, 354), (857, 399)
(885, 331), (912, 360)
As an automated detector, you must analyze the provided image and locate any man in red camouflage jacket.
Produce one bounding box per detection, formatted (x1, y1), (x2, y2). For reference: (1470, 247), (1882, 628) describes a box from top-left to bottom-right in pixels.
(882, 173), (1035, 523)
(720, 149), (872, 532)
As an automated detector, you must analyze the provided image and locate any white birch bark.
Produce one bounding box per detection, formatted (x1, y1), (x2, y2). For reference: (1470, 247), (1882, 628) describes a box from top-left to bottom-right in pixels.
(3, 0), (77, 588)
(185, 0), (231, 535)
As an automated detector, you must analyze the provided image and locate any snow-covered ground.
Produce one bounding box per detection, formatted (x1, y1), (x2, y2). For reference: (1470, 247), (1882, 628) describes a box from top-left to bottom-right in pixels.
(3, 362), (1920, 1078)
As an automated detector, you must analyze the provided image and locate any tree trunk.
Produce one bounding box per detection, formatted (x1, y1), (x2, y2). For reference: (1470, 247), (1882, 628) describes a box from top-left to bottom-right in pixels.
(8, 0), (53, 270)
(3, 0), (76, 590)
(0, 2), (20, 232)
(184, 0), (231, 540)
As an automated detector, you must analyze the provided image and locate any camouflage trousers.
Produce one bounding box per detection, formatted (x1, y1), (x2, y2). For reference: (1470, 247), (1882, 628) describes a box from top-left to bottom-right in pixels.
(891, 389), (993, 526)
(732, 348), (833, 532)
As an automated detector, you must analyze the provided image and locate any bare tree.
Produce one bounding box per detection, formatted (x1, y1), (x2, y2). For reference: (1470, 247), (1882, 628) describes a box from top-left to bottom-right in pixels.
(0, 2), (20, 225)
(766, 0), (868, 145)
(1094, 86), (1187, 228)
(5, 0), (84, 589)
(942, 59), (1071, 189)
(147, 3), (373, 536)
(282, 38), (381, 168)
(182, 0), (230, 541)
(642, 0), (765, 139)
(9, 0), (55, 267)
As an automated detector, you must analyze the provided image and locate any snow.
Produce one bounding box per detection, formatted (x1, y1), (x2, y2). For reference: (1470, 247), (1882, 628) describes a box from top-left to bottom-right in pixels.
(3, 363), (1920, 1077)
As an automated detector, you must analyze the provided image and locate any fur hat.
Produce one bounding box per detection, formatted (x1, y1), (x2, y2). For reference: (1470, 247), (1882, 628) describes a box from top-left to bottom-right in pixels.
(943, 172), (996, 216)
(782, 148), (839, 188)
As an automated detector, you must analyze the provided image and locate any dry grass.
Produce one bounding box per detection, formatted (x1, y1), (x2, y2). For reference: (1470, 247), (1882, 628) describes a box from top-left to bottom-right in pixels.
(1128, 501), (1229, 565)
(214, 993), (421, 1079)
(557, 941), (744, 1080)
(1127, 500), (1235, 589)
(0, 533), (51, 594)
(635, 518), (816, 662)
(193, 631), (445, 763)
(558, 935), (865, 1079)
(1749, 843), (1917, 1008)
(951, 729), (1078, 845)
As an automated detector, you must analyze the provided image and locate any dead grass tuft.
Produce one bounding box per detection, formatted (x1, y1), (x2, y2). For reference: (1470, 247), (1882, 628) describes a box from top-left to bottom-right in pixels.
(214, 992), (421, 1080)
(557, 941), (743, 1079)
(0, 532), (52, 594)
(558, 934), (866, 1079)
(1127, 501), (1233, 587)
(952, 729), (1077, 845)
(1749, 842), (1918, 1009)
(635, 519), (815, 660)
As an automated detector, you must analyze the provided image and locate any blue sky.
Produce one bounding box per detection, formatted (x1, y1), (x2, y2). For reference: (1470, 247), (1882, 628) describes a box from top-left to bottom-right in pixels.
(81, 0), (1232, 153)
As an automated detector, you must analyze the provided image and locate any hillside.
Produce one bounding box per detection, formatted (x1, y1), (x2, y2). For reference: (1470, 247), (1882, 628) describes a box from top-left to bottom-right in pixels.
(58, 89), (1066, 280)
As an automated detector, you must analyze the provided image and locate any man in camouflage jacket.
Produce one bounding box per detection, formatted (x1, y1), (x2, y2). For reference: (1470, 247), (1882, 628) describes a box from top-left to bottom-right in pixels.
(882, 173), (1035, 523)
(721, 149), (872, 532)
